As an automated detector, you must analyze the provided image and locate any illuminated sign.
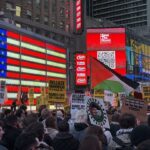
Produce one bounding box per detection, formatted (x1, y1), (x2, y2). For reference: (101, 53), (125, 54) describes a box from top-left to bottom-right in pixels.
(0, 28), (67, 104)
(86, 28), (126, 51)
(76, 0), (82, 32)
(76, 54), (87, 85)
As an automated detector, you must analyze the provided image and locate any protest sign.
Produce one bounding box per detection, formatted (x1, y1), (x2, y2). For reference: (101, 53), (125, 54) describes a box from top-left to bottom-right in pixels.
(121, 97), (147, 123)
(85, 96), (110, 129)
(94, 90), (104, 98)
(28, 88), (34, 105)
(0, 80), (6, 104)
(48, 80), (66, 103)
(71, 93), (86, 120)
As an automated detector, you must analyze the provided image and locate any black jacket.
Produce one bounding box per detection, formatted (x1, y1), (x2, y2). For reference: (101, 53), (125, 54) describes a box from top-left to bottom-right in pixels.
(53, 132), (79, 150)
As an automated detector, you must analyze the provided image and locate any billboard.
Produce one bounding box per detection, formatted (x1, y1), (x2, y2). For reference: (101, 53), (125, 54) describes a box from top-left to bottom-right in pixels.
(87, 50), (126, 76)
(0, 28), (67, 105)
(86, 28), (126, 51)
(75, 54), (87, 85)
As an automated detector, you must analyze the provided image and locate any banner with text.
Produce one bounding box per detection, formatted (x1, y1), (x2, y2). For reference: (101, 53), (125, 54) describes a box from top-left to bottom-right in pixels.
(48, 80), (66, 103)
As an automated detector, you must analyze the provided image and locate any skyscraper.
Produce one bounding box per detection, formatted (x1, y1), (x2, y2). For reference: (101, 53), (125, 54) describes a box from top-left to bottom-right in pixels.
(87, 0), (150, 28)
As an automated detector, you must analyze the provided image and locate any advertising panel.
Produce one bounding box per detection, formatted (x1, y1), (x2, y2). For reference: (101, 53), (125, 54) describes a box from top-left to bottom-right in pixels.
(75, 54), (87, 85)
(0, 27), (67, 105)
(86, 28), (126, 51)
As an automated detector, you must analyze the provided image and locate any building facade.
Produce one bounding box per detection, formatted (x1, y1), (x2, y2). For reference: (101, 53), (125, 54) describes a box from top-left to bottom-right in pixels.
(0, 0), (76, 45)
(87, 0), (150, 28)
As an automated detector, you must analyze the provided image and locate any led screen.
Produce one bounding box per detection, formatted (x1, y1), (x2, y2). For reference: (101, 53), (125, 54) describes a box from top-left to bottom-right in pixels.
(0, 28), (67, 105)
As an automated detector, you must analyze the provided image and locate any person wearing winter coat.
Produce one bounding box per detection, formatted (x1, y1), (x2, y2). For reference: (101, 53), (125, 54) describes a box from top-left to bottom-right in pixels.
(110, 113), (136, 150)
(71, 109), (89, 141)
(0, 121), (8, 150)
(53, 121), (79, 150)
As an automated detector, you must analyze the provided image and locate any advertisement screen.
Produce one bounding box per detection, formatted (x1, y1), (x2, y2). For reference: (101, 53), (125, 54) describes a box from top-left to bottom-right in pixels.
(0, 28), (67, 104)
(87, 50), (126, 76)
(86, 28), (126, 51)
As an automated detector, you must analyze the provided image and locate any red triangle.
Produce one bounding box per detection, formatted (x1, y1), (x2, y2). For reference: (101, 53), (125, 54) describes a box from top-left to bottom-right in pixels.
(91, 57), (113, 88)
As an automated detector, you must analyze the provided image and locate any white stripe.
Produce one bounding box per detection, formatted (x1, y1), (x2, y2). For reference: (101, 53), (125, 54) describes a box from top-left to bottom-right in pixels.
(47, 72), (66, 78)
(7, 38), (66, 59)
(7, 93), (41, 99)
(47, 60), (66, 68)
(1, 78), (46, 87)
(21, 68), (46, 76)
(7, 51), (66, 69)
(7, 51), (20, 59)
(7, 65), (20, 72)
(21, 55), (46, 64)
(7, 65), (66, 77)
(21, 42), (45, 53)
(21, 80), (46, 87)
(7, 38), (20, 46)
(47, 50), (66, 58)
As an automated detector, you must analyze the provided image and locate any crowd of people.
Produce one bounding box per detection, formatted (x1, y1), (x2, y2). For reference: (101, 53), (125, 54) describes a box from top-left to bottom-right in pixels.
(0, 104), (150, 150)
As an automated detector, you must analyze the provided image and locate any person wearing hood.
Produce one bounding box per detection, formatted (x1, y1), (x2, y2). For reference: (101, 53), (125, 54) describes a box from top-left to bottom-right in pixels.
(53, 120), (79, 150)
(71, 109), (89, 141)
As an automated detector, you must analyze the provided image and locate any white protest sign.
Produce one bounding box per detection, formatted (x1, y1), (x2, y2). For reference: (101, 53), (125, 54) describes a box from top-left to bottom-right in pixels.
(71, 93), (86, 120)
(85, 96), (110, 129)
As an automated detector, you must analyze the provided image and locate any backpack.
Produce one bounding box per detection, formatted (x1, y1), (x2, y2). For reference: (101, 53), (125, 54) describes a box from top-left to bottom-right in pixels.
(113, 137), (134, 150)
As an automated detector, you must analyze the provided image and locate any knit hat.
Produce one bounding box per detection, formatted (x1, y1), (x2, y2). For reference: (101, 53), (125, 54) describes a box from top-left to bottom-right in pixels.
(130, 125), (150, 146)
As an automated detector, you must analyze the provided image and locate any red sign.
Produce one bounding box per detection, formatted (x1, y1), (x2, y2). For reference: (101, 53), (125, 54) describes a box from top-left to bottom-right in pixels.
(86, 28), (126, 51)
(76, 54), (87, 85)
(76, 0), (82, 31)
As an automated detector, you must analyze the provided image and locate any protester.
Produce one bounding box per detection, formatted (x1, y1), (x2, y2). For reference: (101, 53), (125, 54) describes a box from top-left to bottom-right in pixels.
(14, 133), (38, 150)
(110, 113), (136, 150)
(53, 121), (79, 150)
(85, 125), (108, 150)
(45, 116), (58, 139)
(78, 135), (102, 150)
(137, 139), (150, 150)
(110, 113), (120, 137)
(147, 115), (150, 126)
(71, 109), (89, 141)
(56, 110), (64, 126)
(0, 121), (8, 150)
(130, 125), (150, 148)
(2, 115), (22, 150)
(23, 122), (53, 150)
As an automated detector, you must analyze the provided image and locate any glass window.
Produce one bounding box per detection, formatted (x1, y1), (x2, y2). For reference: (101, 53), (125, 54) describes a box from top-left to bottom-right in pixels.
(16, 6), (21, 17)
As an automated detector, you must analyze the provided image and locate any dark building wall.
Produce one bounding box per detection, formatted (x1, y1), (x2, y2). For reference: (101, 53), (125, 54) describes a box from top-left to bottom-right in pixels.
(87, 0), (149, 28)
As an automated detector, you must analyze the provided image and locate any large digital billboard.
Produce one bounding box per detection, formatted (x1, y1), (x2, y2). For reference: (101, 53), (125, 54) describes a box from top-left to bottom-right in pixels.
(0, 28), (67, 105)
(86, 28), (126, 51)
(86, 28), (126, 76)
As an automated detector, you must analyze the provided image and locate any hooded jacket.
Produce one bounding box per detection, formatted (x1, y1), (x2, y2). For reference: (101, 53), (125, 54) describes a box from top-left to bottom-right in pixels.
(53, 132), (79, 150)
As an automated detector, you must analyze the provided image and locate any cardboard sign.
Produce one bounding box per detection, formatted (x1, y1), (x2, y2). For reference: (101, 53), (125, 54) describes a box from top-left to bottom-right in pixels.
(85, 96), (110, 129)
(48, 80), (66, 103)
(28, 88), (34, 105)
(94, 90), (104, 98)
(71, 93), (86, 120)
(121, 97), (147, 123)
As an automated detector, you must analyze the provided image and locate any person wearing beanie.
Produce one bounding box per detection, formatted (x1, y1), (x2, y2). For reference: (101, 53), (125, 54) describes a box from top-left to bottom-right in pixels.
(130, 125), (150, 147)
(71, 109), (89, 141)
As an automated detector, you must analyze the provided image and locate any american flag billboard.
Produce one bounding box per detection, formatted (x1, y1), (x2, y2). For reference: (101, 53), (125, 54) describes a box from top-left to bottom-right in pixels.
(0, 28), (67, 105)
